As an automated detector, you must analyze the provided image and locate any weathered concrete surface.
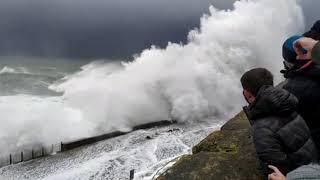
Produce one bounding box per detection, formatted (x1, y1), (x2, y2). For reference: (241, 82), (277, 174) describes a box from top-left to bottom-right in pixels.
(157, 112), (264, 180)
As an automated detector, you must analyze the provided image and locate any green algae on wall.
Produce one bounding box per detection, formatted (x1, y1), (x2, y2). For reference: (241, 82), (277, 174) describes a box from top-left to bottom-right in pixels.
(157, 112), (264, 180)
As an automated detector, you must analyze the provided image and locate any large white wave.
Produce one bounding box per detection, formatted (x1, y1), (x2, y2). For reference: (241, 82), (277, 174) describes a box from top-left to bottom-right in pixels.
(0, 0), (304, 153)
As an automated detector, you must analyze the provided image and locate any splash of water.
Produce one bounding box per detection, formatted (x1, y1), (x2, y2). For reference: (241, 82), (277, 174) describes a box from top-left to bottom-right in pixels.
(0, 0), (304, 153)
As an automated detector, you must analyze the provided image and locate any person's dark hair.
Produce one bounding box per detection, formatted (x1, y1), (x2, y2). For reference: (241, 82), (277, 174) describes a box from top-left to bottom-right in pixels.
(303, 20), (320, 40)
(240, 68), (274, 96)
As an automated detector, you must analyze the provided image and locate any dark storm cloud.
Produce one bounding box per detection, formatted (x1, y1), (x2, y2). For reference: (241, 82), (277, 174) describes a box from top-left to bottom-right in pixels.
(0, 0), (318, 59)
(0, 0), (215, 59)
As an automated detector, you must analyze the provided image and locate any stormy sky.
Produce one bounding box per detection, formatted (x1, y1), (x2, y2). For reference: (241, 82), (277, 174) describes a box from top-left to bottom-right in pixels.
(0, 0), (318, 59)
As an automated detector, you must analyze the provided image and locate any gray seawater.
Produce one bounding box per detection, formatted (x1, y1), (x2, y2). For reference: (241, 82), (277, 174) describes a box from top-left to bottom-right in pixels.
(0, 57), (91, 96)
(0, 56), (224, 179)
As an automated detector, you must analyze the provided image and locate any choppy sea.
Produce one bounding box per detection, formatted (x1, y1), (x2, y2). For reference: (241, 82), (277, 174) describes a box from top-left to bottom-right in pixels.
(0, 57), (223, 179)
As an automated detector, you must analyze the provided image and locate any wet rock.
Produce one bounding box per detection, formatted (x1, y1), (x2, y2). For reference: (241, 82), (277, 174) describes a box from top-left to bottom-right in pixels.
(167, 128), (180, 133)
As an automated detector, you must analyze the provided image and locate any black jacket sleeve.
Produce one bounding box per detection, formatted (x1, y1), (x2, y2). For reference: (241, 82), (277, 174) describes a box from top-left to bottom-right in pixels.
(312, 41), (320, 64)
(253, 127), (292, 175)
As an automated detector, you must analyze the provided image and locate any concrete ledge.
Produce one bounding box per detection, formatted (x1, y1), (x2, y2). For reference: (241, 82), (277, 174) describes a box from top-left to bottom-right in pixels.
(157, 112), (264, 180)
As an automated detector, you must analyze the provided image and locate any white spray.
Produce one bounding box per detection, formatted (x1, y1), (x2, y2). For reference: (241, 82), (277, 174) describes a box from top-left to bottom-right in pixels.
(0, 0), (304, 153)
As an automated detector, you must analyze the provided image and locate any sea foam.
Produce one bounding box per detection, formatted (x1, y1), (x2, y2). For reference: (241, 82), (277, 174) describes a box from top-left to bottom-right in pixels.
(0, 0), (304, 153)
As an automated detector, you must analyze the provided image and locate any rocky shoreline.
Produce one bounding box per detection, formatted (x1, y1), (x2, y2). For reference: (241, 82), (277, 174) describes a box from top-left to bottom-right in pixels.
(156, 112), (264, 180)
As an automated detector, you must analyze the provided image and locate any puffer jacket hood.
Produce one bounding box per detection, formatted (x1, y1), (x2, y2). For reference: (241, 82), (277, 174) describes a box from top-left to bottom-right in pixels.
(244, 85), (298, 121)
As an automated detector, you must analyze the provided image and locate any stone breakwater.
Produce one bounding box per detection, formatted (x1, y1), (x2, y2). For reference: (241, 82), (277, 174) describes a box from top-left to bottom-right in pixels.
(157, 112), (264, 180)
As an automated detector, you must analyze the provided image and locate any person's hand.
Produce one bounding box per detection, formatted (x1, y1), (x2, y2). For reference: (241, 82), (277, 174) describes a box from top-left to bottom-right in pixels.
(293, 37), (318, 60)
(268, 165), (286, 180)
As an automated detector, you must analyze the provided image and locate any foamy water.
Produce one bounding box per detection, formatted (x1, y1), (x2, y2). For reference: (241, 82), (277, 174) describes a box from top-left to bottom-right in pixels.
(0, 121), (222, 180)
(0, 0), (305, 179)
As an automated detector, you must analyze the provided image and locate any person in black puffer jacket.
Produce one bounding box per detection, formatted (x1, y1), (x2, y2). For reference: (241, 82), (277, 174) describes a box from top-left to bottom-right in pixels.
(241, 68), (318, 177)
(281, 35), (320, 152)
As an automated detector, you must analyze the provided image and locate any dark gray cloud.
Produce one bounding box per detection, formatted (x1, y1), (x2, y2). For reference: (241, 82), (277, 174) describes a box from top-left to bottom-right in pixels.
(0, 0), (215, 59)
(0, 0), (318, 59)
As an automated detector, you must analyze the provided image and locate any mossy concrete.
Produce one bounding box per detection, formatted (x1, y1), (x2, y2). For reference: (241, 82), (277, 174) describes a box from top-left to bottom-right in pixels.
(157, 112), (264, 180)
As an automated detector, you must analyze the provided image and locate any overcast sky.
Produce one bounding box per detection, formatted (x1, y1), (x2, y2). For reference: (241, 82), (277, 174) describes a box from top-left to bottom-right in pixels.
(0, 0), (318, 59)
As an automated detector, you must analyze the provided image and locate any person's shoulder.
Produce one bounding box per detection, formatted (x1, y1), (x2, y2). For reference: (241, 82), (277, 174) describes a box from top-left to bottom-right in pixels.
(253, 114), (298, 132)
(252, 116), (280, 131)
(276, 80), (288, 89)
(284, 74), (320, 94)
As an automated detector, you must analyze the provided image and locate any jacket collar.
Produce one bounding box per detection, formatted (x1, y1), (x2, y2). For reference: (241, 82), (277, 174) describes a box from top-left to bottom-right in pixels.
(243, 85), (298, 123)
(284, 63), (320, 81)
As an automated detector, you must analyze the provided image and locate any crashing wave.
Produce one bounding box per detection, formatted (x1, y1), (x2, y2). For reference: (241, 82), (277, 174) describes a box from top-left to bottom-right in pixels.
(0, 0), (305, 154)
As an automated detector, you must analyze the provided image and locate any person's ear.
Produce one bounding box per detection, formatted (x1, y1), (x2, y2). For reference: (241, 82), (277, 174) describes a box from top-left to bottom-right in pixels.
(243, 89), (255, 104)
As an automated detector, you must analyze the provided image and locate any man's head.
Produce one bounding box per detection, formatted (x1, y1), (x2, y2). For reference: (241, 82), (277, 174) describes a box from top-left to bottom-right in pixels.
(240, 68), (274, 104)
(304, 20), (320, 40)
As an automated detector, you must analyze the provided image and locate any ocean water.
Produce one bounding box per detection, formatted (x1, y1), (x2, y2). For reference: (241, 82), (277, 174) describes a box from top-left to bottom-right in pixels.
(0, 57), (224, 179)
(0, 120), (223, 180)
(0, 0), (305, 179)
(0, 57), (91, 96)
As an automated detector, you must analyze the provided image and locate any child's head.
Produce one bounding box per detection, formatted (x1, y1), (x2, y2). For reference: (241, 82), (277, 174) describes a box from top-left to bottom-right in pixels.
(240, 68), (274, 103)
(282, 35), (308, 65)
